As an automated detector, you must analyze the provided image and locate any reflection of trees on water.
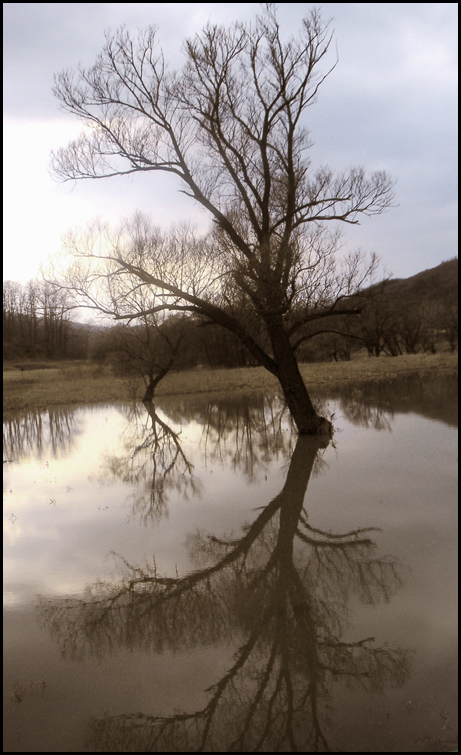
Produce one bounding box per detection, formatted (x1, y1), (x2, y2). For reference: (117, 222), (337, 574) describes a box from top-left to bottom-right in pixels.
(160, 392), (301, 479)
(94, 394), (299, 524)
(330, 385), (394, 431)
(93, 401), (200, 524)
(3, 406), (79, 461)
(321, 371), (458, 430)
(38, 427), (409, 752)
(199, 394), (298, 478)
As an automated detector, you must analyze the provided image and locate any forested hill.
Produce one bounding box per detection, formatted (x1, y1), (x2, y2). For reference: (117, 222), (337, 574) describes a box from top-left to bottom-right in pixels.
(382, 258), (458, 308)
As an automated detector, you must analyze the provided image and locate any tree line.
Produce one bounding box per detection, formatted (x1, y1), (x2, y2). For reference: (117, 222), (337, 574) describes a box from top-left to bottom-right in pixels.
(4, 266), (457, 370)
(297, 270), (458, 362)
(3, 279), (78, 360)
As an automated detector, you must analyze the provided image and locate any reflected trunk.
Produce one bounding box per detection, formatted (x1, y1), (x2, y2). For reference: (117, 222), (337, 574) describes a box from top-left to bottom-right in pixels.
(37, 423), (408, 752)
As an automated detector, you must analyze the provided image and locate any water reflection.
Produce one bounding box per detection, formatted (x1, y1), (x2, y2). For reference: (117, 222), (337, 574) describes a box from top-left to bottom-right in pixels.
(92, 402), (200, 524)
(162, 392), (298, 478)
(4, 372), (455, 466)
(91, 395), (299, 526)
(5, 372), (457, 751)
(3, 405), (80, 462)
(38, 412), (409, 752)
(316, 371), (458, 430)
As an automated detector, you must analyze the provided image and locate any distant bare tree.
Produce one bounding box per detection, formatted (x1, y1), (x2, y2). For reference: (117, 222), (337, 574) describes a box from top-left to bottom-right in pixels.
(51, 5), (394, 434)
(105, 312), (188, 402)
(354, 284), (402, 357)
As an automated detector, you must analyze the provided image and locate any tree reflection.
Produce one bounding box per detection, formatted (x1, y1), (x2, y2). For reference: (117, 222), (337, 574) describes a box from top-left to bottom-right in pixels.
(320, 371), (458, 430)
(38, 422), (409, 752)
(93, 394), (299, 524)
(3, 406), (79, 461)
(161, 392), (299, 479)
(95, 401), (200, 524)
(331, 386), (394, 431)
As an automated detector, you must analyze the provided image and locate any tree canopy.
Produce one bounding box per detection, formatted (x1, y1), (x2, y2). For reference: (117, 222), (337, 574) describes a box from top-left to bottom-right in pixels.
(51, 4), (395, 434)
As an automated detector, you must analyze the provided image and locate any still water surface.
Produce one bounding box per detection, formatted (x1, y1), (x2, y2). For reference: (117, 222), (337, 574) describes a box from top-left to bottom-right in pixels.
(3, 374), (458, 752)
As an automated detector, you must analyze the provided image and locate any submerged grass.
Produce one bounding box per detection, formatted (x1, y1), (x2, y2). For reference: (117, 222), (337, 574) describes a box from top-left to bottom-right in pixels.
(3, 352), (457, 416)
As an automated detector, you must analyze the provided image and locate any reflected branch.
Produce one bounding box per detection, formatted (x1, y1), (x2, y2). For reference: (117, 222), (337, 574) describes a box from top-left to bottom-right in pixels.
(38, 425), (410, 752)
(93, 400), (199, 523)
(160, 392), (300, 479)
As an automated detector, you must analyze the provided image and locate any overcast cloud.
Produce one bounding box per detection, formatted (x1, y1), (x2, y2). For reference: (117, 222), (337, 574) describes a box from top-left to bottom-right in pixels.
(3, 3), (458, 284)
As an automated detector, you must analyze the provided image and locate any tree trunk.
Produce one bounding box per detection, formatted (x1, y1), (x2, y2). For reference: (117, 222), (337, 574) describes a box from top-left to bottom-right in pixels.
(267, 319), (332, 436)
(142, 361), (174, 402)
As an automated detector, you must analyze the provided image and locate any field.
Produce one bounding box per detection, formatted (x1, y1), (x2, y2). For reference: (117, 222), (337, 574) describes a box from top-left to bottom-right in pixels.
(3, 352), (458, 416)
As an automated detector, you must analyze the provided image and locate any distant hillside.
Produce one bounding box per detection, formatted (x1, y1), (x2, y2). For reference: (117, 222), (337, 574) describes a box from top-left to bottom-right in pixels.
(383, 258), (458, 308)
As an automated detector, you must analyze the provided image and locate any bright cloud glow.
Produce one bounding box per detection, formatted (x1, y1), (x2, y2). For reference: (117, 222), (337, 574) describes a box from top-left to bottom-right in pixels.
(3, 119), (99, 282)
(3, 3), (458, 284)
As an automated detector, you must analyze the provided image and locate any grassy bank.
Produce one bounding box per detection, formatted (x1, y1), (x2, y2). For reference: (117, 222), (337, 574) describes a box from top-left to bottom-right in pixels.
(3, 352), (457, 415)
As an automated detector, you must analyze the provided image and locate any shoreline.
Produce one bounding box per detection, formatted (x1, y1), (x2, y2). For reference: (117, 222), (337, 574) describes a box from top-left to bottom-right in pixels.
(3, 352), (458, 416)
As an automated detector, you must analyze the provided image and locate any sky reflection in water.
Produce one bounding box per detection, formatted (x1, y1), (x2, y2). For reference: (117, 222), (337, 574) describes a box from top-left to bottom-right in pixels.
(3, 373), (458, 752)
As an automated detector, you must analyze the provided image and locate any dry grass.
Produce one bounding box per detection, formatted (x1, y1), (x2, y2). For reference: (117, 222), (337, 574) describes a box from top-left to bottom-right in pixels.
(3, 352), (457, 416)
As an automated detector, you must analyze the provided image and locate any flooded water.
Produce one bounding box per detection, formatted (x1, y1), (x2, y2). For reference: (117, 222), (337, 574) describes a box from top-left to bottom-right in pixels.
(3, 373), (458, 752)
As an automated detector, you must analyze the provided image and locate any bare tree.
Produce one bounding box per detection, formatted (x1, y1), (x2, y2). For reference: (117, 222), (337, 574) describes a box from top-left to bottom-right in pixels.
(51, 5), (395, 434)
(354, 283), (402, 358)
(104, 313), (188, 402)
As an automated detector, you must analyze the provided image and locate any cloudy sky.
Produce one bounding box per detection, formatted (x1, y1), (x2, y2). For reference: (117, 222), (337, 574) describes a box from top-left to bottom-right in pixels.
(3, 3), (458, 285)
